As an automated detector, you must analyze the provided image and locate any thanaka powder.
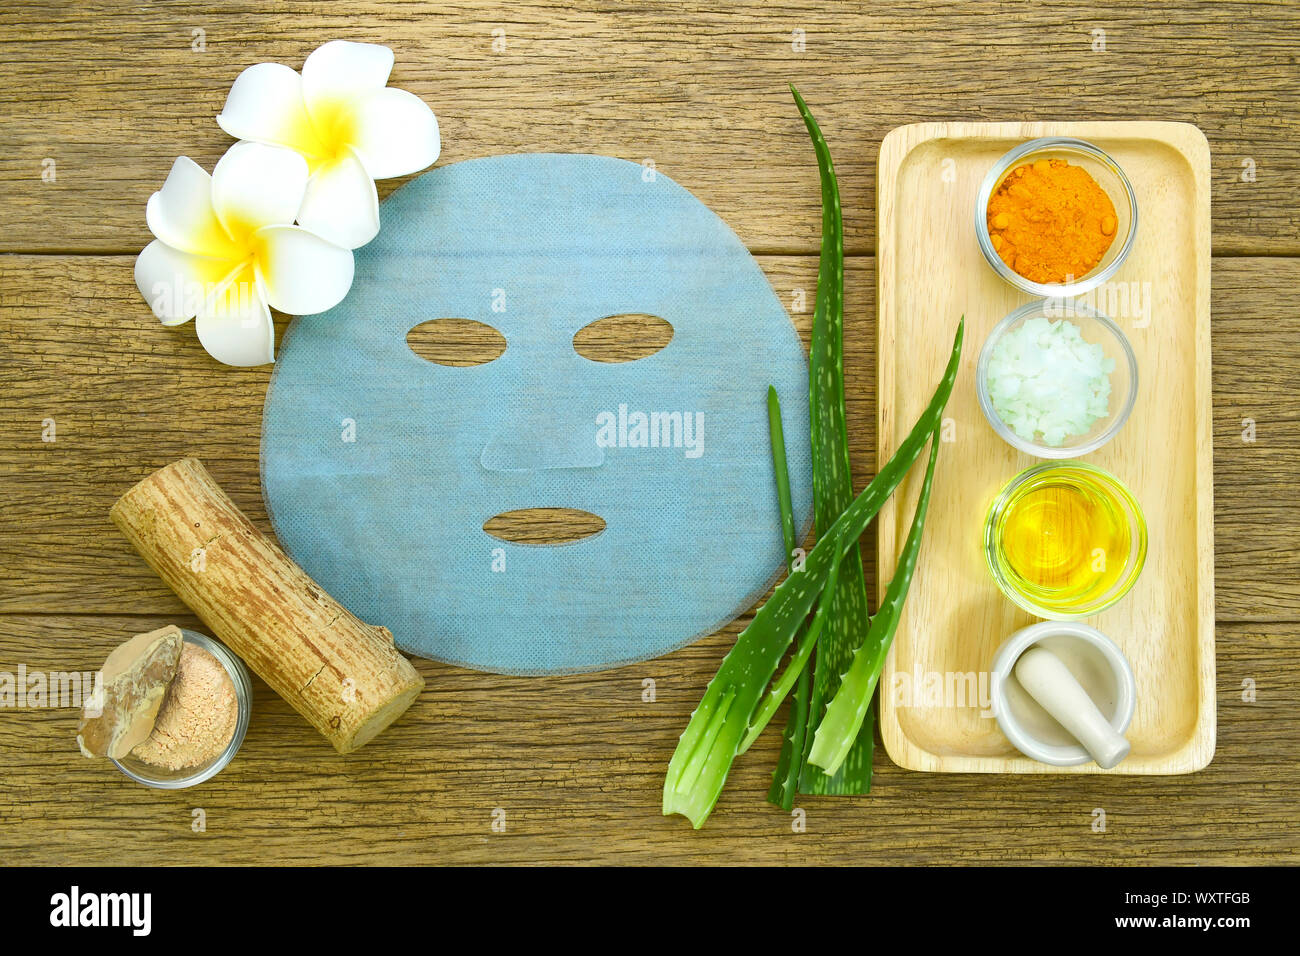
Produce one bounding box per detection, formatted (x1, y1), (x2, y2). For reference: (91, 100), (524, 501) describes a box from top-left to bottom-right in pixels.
(131, 641), (237, 771)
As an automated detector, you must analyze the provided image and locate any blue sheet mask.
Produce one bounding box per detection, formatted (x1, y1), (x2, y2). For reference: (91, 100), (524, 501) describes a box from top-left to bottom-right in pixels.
(261, 154), (812, 674)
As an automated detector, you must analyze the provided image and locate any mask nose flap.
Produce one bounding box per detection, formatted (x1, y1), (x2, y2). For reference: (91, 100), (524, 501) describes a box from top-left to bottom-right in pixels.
(480, 405), (605, 472)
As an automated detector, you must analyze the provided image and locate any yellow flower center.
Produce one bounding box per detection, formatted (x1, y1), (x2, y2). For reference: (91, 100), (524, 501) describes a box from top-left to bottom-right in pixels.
(305, 95), (360, 173)
(218, 211), (261, 251)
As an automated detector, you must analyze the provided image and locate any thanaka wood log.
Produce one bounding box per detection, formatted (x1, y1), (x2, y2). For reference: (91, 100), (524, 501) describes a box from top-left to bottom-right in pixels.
(109, 458), (425, 754)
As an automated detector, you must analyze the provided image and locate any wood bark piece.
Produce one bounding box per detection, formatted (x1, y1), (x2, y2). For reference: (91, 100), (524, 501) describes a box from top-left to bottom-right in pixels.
(77, 624), (183, 759)
(110, 458), (425, 754)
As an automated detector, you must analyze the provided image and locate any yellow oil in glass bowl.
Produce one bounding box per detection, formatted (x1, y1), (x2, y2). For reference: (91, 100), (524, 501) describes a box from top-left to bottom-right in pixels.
(985, 462), (1146, 618)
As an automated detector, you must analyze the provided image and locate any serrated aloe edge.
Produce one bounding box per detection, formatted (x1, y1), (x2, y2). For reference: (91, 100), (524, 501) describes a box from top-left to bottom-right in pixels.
(787, 84), (877, 797)
(662, 318), (963, 829)
(738, 544), (843, 756)
(808, 433), (942, 775)
(760, 386), (816, 807)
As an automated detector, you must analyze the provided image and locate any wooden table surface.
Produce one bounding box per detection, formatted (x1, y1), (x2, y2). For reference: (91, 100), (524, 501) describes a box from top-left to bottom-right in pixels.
(2, 0), (1298, 866)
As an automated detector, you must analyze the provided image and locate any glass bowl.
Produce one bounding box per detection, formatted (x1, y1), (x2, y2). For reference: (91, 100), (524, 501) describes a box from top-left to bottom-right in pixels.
(976, 299), (1138, 459)
(984, 461), (1148, 619)
(112, 630), (251, 789)
(975, 136), (1138, 298)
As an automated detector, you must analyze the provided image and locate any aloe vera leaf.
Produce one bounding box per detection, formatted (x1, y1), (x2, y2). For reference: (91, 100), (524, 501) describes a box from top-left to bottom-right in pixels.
(808, 433), (942, 775)
(663, 319), (963, 828)
(789, 83), (875, 795)
(767, 386), (798, 564)
(764, 386), (812, 806)
(739, 544), (843, 755)
(769, 654), (812, 810)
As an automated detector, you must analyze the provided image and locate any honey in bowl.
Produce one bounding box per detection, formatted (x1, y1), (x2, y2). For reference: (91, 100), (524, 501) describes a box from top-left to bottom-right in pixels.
(987, 463), (1146, 617)
(986, 158), (1117, 285)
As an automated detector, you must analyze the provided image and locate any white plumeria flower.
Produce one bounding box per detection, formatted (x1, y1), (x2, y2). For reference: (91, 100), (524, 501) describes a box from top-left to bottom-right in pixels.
(215, 39), (440, 249)
(135, 141), (355, 367)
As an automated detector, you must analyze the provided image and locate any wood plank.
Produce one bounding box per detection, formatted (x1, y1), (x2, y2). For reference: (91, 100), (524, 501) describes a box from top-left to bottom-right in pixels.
(1, 255), (1295, 621)
(1, 1), (1298, 255)
(0, 613), (1293, 864)
(1, 0), (1296, 871)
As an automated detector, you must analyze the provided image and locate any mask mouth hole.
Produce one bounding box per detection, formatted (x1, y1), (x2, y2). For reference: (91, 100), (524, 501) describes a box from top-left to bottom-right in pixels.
(407, 318), (507, 366)
(573, 314), (673, 363)
(483, 508), (606, 545)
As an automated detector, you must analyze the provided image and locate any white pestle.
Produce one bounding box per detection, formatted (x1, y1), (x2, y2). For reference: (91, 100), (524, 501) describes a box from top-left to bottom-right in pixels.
(1014, 645), (1131, 769)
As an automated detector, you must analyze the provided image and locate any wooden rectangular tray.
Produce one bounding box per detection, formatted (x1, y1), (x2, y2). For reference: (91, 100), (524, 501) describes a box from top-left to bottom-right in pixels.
(875, 121), (1214, 774)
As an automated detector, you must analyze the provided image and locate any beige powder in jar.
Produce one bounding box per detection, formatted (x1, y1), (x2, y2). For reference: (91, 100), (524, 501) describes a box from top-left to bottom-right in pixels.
(131, 642), (238, 771)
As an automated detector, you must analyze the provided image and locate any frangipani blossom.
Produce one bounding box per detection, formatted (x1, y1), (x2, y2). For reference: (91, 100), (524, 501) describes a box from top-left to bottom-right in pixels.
(135, 141), (355, 367)
(215, 39), (441, 249)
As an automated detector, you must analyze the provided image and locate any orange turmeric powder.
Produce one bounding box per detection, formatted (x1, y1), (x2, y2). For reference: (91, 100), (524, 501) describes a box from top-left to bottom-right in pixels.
(986, 158), (1117, 285)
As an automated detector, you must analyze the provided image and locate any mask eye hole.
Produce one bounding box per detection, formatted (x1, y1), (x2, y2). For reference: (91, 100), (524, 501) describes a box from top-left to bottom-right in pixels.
(407, 318), (507, 367)
(573, 314), (673, 363)
(483, 508), (607, 545)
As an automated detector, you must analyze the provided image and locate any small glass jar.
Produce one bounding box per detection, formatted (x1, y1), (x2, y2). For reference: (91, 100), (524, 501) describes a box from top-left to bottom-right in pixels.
(112, 630), (251, 789)
(976, 299), (1139, 459)
(975, 136), (1138, 298)
(984, 461), (1147, 619)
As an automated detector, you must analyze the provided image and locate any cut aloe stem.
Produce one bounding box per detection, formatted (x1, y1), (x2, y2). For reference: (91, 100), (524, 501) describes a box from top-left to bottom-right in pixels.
(764, 385), (813, 807)
(739, 544), (843, 756)
(767, 386), (798, 567)
(789, 83), (876, 796)
(808, 433), (942, 775)
(768, 656), (812, 811)
(662, 319), (963, 828)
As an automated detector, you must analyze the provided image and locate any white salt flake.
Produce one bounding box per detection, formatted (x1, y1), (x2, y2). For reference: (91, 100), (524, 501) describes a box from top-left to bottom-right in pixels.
(987, 317), (1115, 446)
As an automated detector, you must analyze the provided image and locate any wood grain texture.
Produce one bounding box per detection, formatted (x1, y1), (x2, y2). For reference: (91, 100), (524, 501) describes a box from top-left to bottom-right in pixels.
(1, 1), (1299, 255)
(2, 255), (1293, 621)
(111, 458), (425, 753)
(1, 253), (1296, 863)
(0, 0), (1298, 866)
(876, 122), (1213, 774)
(0, 614), (1294, 864)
